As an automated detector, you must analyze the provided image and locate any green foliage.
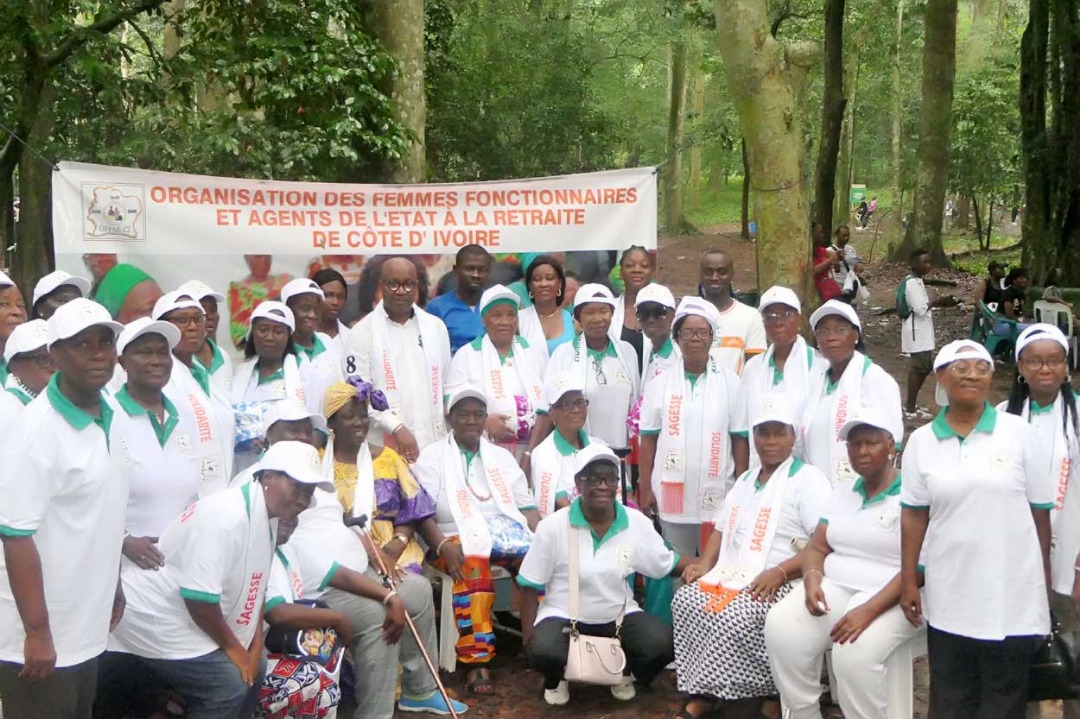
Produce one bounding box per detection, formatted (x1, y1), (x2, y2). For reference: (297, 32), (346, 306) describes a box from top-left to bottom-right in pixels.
(950, 62), (1020, 203)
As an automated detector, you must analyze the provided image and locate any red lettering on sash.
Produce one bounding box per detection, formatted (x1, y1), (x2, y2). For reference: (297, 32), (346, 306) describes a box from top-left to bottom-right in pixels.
(1056, 458), (1071, 510)
(236, 572), (264, 626)
(708, 432), (723, 478)
(667, 395), (683, 436)
(382, 350), (397, 391)
(749, 507), (772, 552)
(834, 396), (849, 440)
(490, 368), (504, 400)
(188, 394), (213, 443)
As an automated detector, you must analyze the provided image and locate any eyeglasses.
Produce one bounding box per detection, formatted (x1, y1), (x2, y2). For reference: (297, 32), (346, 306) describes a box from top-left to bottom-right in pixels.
(813, 325), (855, 339)
(678, 328), (712, 341)
(763, 309), (797, 323)
(636, 306), (670, 320)
(12, 352), (54, 369)
(554, 398), (589, 411)
(945, 361), (994, 378)
(169, 314), (206, 327)
(1021, 357), (1068, 371)
(581, 474), (619, 488)
(383, 279), (418, 294)
(592, 357), (607, 385)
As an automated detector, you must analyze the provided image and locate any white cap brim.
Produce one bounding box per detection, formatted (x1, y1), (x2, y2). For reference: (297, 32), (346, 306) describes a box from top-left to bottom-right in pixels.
(118, 318), (182, 354)
(809, 300), (861, 330)
(32, 272), (92, 307)
(447, 385), (488, 411)
(573, 443), (621, 476)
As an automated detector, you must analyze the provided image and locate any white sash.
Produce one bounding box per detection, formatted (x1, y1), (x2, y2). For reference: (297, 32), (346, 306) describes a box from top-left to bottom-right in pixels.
(1019, 397), (1077, 517)
(230, 355), (307, 406)
(800, 351), (870, 485)
(369, 302), (446, 438)
(319, 434), (376, 523)
(530, 432), (585, 518)
(226, 483), (275, 646)
(480, 336), (544, 436)
(168, 361), (234, 495)
(700, 457), (794, 591)
(442, 435), (531, 557)
(653, 356), (738, 521)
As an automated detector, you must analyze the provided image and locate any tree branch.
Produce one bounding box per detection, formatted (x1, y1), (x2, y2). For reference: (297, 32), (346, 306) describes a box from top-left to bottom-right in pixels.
(43, 0), (168, 69)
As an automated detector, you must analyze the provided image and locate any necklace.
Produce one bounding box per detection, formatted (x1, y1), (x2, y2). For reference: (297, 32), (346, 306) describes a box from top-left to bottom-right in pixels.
(463, 454), (492, 501)
(11, 375), (37, 399)
(541, 308), (560, 319)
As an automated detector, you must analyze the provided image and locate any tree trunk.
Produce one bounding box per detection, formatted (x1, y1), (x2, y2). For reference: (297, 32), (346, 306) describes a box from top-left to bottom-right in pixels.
(890, 0), (906, 229)
(712, 0), (816, 304)
(10, 80), (56, 290)
(896, 0), (958, 265)
(688, 57), (706, 208)
(814, 0), (847, 234)
(368, 0), (426, 183)
(1020, 0), (1051, 278)
(662, 35), (688, 233)
(834, 32), (862, 229)
(971, 194), (983, 244)
(741, 138), (751, 239)
(985, 197), (994, 249)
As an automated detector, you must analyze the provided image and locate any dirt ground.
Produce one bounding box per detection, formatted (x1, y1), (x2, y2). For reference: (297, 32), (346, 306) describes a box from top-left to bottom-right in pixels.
(387, 227), (1059, 719)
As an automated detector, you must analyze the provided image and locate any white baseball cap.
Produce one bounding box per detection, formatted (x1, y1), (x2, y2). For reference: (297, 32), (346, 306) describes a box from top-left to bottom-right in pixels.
(46, 297), (123, 347)
(752, 393), (795, 429)
(177, 279), (225, 304)
(250, 301), (295, 333)
(933, 339), (993, 371)
(839, 407), (897, 441)
(0, 270), (13, 288)
(264, 398), (328, 435)
(673, 296), (720, 332)
(809, 299), (861, 331)
(479, 284), (520, 316)
(151, 291), (204, 321)
(117, 317), (182, 355)
(446, 384), (488, 411)
(573, 283), (618, 311)
(256, 440), (336, 493)
(1015, 323), (1070, 360)
(3, 319), (49, 362)
(634, 283), (676, 310)
(573, 443), (620, 477)
(280, 278), (325, 305)
(545, 370), (586, 406)
(32, 271), (91, 307)
(758, 286), (801, 315)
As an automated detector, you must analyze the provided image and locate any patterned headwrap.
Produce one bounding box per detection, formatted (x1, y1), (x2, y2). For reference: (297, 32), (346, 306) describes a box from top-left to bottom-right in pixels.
(323, 376), (390, 420)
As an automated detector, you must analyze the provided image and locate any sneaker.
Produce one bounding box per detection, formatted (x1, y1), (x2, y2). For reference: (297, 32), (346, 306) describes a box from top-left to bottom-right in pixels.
(611, 676), (636, 701)
(543, 680), (570, 706)
(399, 691), (469, 715)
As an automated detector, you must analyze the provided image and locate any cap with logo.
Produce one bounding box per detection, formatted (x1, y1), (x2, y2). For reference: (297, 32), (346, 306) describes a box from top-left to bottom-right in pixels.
(117, 317), (182, 355)
(177, 279), (225, 304)
(673, 296), (720, 332)
(46, 298), (124, 348)
(263, 397), (328, 435)
(3, 319), (50, 362)
(634, 283), (677, 310)
(32, 271), (92, 308)
(151, 291), (204, 321)
(758, 286), (801, 315)
(752, 393), (795, 429)
(809, 299), (861, 331)
(545, 370), (587, 406)
(280, 278), (325, 306)
(256, 440), (336, 493)
(249, 301), (296, 333)
(573, 283), (618, 311)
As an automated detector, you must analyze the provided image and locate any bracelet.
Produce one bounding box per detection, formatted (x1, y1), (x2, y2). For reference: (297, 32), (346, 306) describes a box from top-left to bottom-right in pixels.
(1074, 565), (1080, 573)
(393, 533), (410, 546)
(382, 589), (398, 605)
(804, 568), (823, 581)
(435, 538), (450, 556)
(523, 450), (532, 458)
(772, 565), (788, 582)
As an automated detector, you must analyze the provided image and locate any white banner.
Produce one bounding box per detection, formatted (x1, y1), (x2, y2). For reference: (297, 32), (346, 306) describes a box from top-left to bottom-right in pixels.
(52, 162), (656, 351)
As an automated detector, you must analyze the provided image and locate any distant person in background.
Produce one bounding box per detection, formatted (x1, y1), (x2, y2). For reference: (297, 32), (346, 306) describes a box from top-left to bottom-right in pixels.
(973, 260), (1009, 312)
(177, 280), (233, 397)
(94, 263), (164, 324)
(228, 254), (294, 350)
(516, 255), (575, 357)
(812, 223), (843, 303)
(901, 250), (937, 419)
(426, 245), (493, 354)
(82, 252), (118, 291)
(856, 200), (870, 228)
(697, 249), (767, 375)
(31, 271), (91, 320)
(865, 196), (878, 226)
(562, 271), (581, 311)
(610, 246), (657, 371)
(831, 226), (864, 302)
(310, 268), (350, 352)
(1002, 267), (1032, 325)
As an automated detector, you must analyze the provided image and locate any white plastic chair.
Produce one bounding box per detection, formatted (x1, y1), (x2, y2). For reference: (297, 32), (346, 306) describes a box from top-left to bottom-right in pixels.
(427, 565), (515, 673)
(781, 629), (927, 719)
(1034, 300), (1079, 369)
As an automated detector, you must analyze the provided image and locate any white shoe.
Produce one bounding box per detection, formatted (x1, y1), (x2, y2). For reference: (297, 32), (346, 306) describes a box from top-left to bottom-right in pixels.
(611, 676), (636, 701)
(544, 680), (570, 706)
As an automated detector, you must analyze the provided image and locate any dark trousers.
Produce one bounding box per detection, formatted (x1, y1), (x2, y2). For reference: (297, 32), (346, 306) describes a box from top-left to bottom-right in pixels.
(0, 657), (98, 719)
(928, 624), (1039, 719)
(527, 612), (674, 689)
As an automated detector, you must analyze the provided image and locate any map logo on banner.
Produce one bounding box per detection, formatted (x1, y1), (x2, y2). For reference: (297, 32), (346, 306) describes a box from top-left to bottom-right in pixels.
(84, 184), (146, 241)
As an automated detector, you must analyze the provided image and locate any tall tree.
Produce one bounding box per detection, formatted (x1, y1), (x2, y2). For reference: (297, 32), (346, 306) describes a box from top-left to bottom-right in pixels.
(889, 0), (906, 227)
(813, 0), (846, 234)
(662, 26), (689, 232)
(712, 0), (817, 305)
(896, 0), (958, 264)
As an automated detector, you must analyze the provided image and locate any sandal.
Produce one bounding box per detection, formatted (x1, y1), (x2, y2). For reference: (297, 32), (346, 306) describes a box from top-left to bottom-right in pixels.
(465, 667), (495, 695)
(675, 696), (716, 719)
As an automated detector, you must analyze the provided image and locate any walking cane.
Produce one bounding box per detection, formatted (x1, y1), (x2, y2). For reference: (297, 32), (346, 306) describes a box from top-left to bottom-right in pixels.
(343, 514), (460, 719)
(613, 446), (632, 506)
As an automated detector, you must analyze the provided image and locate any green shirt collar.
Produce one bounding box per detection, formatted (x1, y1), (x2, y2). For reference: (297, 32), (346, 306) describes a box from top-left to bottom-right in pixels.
(0, 358), (6, 384)
(553, 429), (590, 456)
(6, 385), (33, 406)
(257, 366), (285, 385)
(931, 402), (998, 440)
(651, 337), (674, 360)
(189, 362), (212, 395)
(115, 385), (180, 448)
(295, 333), (327, 361)
(754, 457), (805, 490)
(685, 370), (704, 389)
(45, 373), (113, 436)
(194, 340), (226, 375)
(568, 498), (629, 550)
(586, 342), (618, 361)
(461, 447), (478, 468)
(852, 473), (902, 507)
(1030, 398), (1055, 415)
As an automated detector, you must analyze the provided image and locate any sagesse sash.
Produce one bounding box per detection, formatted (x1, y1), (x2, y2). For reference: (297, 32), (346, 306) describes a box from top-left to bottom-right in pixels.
(531, 435), (578, 518)
(369, 302), (446, 438)
(231, 355), (307, 407)
(442, 435), (532, 557)
(654, 356), (738, 522)
(170, 361), (233, 495)
(224, 483), (275, 648)
(697, 457), (793, 613)
(479, 335), (544, 436)
(799, 351), (872, 485)
(1021, 396), (1076, 516)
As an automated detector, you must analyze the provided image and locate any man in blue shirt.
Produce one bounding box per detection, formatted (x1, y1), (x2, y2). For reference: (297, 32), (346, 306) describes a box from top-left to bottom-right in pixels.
(426, 245), (492, 354)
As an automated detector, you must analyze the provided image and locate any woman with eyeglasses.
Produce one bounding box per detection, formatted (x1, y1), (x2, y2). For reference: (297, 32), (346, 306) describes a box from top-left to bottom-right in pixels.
(281, 279), (344, 416)
(901, 340), (1052, 717)
(0, 270), (28, 385)
(742, 287), (821, 469)
(545, 284), (640, 451)
(638, 297), (749, 559)
(798, 300), (903, 485)
(518, 444), (686, 707)
(1001, 324), (1080, 719)
(636, 283), (679, 390)
(610, 246), (657, 370)
(529, 372), (599, 517)
(517, 255), (576, 357)
(0, 320), (54, 415)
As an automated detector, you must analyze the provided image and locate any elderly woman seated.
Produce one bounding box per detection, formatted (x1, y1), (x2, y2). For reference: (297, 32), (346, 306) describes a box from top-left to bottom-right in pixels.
(517, 444), (686, 706)
(529, 371), (600, 517)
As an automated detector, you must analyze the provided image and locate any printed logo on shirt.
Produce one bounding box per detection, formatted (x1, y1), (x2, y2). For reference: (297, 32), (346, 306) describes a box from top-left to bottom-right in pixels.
(199, 456), (222, 483)
(615, 547), (633, 568)
(874, 506), (899, 529)
(237, 571), (265, 626)
(616, 369), (630, 385)
(664, 451), (683, 472)
(177, 433), (193, 454)
(701, 488), (722, 512)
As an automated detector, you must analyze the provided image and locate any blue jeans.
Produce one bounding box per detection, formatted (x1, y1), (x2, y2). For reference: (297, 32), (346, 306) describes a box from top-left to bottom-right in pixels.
(141, 649), (265, 719)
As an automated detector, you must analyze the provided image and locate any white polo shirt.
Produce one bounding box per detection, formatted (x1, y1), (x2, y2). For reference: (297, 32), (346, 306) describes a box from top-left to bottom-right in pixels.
(517, 500), (678, 624)
(900, 405), (1053, 639)
(194, 340), (234, 397)
(287, 487), (370, 600)
(901, 276), (935, 354)
(110, 482), (275, 660)
(111, 387), (200, 538)
(0, 376), (127, 668)
(266, 544), (305, 612)
(821, 475), (903, 594)
(546, 339), (641, 449)
(296, 332), (344, 416)
(709, 299), (767, 376)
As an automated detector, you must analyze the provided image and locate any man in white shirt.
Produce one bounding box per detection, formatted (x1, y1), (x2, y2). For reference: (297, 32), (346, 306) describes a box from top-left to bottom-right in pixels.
(901, 249), (938, 419)
(0, 298), (125, 719)
(698, 249), (767, 375)
(344, 256), (451, 462)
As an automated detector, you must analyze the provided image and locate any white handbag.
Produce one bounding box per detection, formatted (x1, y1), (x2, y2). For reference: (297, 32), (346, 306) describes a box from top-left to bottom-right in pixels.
(562, 519), (628, 686)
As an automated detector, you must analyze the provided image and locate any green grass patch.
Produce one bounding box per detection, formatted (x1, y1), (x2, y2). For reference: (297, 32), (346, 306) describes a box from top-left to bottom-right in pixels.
(685, 181), (748, 228)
